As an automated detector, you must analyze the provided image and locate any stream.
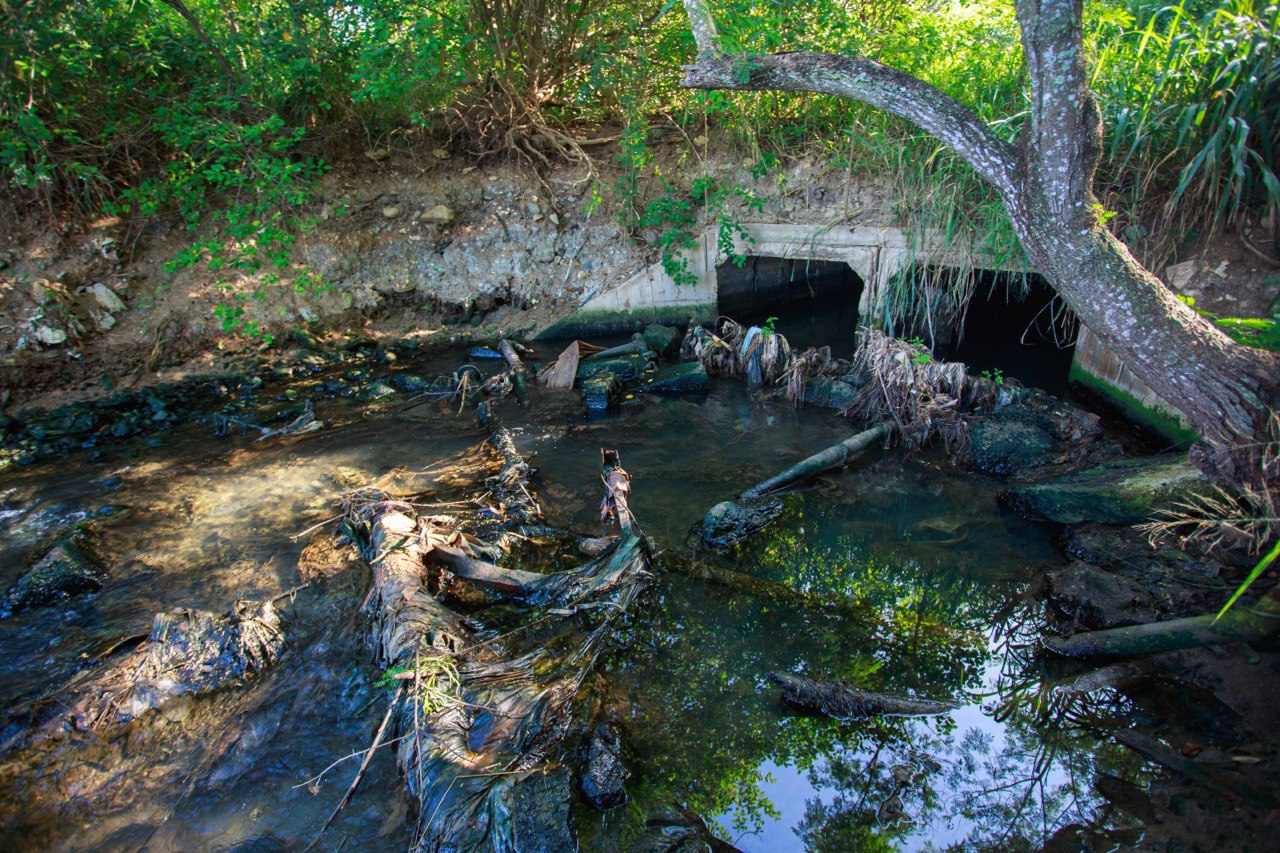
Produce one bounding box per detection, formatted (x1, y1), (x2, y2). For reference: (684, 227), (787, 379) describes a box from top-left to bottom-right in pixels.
(0, 338), (1156, 850)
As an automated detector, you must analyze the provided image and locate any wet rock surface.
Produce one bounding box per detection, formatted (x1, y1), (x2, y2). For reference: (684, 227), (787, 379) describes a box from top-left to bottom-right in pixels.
(966, 406), (1058, 476)
(512, 769), (577, 852)
(1, 533), (108, 617)
(1000, 453), (1207, 524)
(1046, 561), (1158, 630)
(698, 498), (784, 548)
(579, 722), (629, 809)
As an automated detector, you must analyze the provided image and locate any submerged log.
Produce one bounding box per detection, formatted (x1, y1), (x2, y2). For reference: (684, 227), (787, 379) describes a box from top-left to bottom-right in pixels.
(1042, 588), (1280, 658)
(674, 557), (871, 618)
(1115, 729), (1270, 803)
(768, 671), (958, 719)
(1051, 660), (1154, 695)
(741, 421), (891, 500)
(478, 402), (542, 525)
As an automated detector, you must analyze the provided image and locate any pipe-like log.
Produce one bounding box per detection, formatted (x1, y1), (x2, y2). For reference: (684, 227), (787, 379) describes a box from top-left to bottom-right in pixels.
(1042, 590), (1280, 658)
(740, 422), (890, 500)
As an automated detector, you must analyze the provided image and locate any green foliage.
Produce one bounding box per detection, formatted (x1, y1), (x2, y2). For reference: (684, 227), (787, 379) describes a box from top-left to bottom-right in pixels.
(3, 0), (1275, 340)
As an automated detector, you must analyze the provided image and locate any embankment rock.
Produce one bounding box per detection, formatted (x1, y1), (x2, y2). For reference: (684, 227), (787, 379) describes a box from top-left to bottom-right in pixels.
(999, 453), (1206, 524)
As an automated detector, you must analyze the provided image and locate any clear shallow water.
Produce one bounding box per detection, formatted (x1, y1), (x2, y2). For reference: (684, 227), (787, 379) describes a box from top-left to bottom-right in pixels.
(0, 341), (1148, 850)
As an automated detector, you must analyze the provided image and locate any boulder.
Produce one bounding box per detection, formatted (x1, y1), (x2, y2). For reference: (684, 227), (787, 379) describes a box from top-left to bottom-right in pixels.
(699, 498), (784, 548)
(999, 453), (1206, 524)
(967, 407), (1058, 476)
(631, 362), (709, 394)
(642, 323), (681, 357)
(511, 769), (577, 852)
(1, 534), (108, 617)
(1046, 561), (1157, 629)
(576, 353), (654, 384)
(582, 371), (623, 412)
(579, 723), (629, 809)
(88, 282), (126, 313)
(802, 377), (858, 410)
(358, 380), (398, 401)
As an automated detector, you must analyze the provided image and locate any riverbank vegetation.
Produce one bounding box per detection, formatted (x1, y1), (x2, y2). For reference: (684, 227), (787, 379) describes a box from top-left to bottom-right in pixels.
(3, 0), (1275, 277)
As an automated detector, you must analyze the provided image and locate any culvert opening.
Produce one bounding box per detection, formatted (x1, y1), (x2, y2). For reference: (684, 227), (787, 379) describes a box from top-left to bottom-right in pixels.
(717, 256), (864, 351)
(937, 269), (1077, 395)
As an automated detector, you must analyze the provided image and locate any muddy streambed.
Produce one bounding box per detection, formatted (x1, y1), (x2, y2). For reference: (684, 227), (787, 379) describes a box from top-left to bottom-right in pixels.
(0, 340), (1156, 850)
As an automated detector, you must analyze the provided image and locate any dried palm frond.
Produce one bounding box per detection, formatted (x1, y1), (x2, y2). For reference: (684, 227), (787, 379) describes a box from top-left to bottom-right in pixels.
(780, 346), (832, 405)
(844, 329), (1005, 453)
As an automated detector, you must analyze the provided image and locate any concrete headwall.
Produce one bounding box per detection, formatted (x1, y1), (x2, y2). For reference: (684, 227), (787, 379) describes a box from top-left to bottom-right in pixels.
(537, 222), (1017, 338)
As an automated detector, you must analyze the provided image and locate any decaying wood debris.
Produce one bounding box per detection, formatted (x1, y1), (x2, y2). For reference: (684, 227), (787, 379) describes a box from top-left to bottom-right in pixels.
(536, 340), (605, 389)
(6, 599), (285, 753)
(844, 329), (1005, 451)
(741, 421), (891, 500)
(768, 671), (958, 719)
(332, 423), (652, 849)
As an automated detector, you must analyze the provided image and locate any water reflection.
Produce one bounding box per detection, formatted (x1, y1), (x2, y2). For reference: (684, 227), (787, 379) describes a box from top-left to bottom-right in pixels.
(0, 342), (1152, 850)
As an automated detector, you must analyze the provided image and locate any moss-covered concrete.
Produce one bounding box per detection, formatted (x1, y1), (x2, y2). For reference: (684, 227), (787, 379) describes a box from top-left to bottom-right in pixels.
(1068, 361), (1199, 446)
(535, 303), (715, 340)
(1000, 453), (1207, 525)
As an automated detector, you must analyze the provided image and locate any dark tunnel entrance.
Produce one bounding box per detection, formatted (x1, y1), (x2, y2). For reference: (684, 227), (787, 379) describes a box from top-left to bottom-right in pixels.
(937, 269), (1077, 396)
(717, 256), (865, 352)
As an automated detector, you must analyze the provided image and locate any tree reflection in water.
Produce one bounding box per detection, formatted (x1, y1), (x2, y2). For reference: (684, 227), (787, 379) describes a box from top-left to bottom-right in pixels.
(594, 477), (1150, 851)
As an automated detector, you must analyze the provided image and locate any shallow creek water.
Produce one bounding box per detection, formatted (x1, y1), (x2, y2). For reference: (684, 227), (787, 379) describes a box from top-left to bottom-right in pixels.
(0, 341), (1153, 850)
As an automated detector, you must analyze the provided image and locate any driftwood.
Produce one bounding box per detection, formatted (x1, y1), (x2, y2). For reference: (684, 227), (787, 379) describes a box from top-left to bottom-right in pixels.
(600, 449), (634, 531)
(740, 422), (891, 501)
(1042, 588), (1280, 658)
(478, 402), (541, 525)
(583, 332), (647, 361)
(1050, 660), (1154, 696)
(337, 437), (651, 849)
(768, 671), (957, 719)
(499, 339), (530, 403)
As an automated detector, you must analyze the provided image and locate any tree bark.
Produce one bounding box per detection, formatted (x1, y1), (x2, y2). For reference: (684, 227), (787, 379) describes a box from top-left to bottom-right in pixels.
(679, 0), (1280, 474)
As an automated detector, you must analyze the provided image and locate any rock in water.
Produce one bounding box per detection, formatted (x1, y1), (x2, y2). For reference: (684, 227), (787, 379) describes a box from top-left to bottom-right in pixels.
(698, 499), (784, 548)
(1045, 561), (1157, 629)
(582, 370), (623, 413)
(2, 534), (108, 617)
(768, 671), (957, 719)
(632, 362), (709, 395)
(579, 723), (629, 809)
(999, 453), (1207, 524)
(967, 407), (1058, 476)
(576, 353), (654, 384)
(122, 600), (285, 719)
(512, 768), (577, 851)
(642, 323), (681, 357)
(802, 377), (858, 410)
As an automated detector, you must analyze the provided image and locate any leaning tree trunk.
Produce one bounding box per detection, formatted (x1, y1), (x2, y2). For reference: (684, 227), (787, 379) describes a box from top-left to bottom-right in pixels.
(679, 0), (1280, 482)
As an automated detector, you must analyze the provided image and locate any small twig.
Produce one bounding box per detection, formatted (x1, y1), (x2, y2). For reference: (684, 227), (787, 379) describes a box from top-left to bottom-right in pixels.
(306, 687), (405, 849)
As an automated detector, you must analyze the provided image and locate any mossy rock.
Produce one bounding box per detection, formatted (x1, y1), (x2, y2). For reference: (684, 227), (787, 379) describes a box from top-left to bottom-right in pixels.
(576, 354), (653, 384)
(641, 323), (681, 357)
(967, 408), (1058, 476)
(1000, 453), (1206, 524)
(631, 362), (708, 394)
(802, 377), (858, 410)
(582, 371), (623, 412)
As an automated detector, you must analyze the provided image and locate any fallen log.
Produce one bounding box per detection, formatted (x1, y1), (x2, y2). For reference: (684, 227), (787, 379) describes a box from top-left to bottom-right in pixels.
(673, 558), (871, 618)
(433, 544), (546, 594)
(768, 671), (957, 719)
(583, 332), (648, 361)
(1042, 588), (1280, 658)
(1051, 660), (1154, 695)
(338, 446), (651, 849)
(741, 421), (891, 500)
(478, 402), (541, 525)
(499, 339), (530, 404)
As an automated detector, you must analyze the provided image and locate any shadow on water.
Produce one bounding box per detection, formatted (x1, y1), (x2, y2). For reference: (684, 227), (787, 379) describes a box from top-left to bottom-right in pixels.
(0, 340), (1156, 850)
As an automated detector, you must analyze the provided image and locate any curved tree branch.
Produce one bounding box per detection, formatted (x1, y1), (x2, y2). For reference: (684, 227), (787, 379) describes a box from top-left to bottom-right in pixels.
(678, 0), (1020, 199)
